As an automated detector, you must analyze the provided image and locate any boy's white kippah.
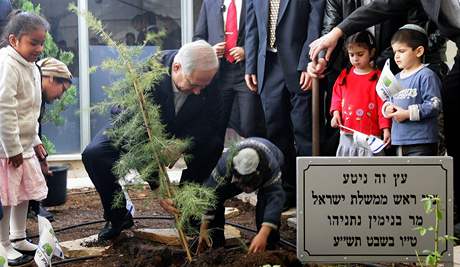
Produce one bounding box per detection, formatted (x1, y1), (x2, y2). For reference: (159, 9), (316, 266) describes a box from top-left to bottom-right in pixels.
(233, 148), (259, 175)
(399, 24), (427, 36)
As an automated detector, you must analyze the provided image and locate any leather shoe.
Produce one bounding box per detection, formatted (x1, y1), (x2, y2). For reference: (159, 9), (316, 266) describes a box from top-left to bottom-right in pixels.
(37, 205), (55, 222)
(98, 214), (134, 240)
(8, 254), (34, 266)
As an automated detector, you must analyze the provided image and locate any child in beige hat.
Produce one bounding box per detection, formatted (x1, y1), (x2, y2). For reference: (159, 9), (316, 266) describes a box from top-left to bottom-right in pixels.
(37, 57), (72, 103)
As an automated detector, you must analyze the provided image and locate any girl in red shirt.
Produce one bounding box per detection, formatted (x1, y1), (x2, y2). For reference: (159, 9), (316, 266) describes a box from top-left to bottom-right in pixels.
(330, 31), (391, 156)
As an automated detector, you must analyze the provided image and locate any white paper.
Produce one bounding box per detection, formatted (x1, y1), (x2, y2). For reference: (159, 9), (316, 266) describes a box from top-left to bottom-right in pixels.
(376, 59), (402, 101)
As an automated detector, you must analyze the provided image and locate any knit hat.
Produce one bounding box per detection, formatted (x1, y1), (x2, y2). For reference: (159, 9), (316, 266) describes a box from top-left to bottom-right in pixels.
(232, 148), (259, 176)
(37, 57), (73, 81)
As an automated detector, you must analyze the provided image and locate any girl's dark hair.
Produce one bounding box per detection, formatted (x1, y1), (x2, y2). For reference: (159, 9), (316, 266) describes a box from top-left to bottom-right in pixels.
(341, 31), (378, 84)
(1, 10), (49, 48)
(391, 28), (428, 54)
(345, 30), (376, 57)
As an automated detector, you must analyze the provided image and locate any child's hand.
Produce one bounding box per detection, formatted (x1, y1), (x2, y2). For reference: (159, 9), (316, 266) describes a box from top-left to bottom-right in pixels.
(248, 225), (271, 253)
(8, 153), (23, 168)
(248, 232), (268, 253)
(331, 111), (342, 128)
(383, 128), (391, 147)
(387, 105), (410, 123)
(384, 104), (396, 115)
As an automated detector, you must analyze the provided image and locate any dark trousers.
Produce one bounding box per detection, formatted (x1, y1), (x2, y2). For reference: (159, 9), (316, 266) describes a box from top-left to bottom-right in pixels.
(82, 125), (127, 223)
(218, 61), (266, 140)
(259, 51), (312, 204)
(208, 183), (280, 248)
(82, 124), (223, 222)
(395, 143), (438, 156)
(443, 55), (460, 223)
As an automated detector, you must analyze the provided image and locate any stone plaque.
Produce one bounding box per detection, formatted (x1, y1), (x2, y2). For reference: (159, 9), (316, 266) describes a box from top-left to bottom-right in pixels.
(296, 157), (453, 264)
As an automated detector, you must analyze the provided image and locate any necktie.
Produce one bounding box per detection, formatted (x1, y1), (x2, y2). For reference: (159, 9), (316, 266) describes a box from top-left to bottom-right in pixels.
(225, 0), (238, 63)
(268, 0), (280, 49)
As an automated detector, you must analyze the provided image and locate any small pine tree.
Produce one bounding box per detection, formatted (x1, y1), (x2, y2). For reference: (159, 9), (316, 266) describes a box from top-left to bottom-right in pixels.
(68, 4), (216, 261)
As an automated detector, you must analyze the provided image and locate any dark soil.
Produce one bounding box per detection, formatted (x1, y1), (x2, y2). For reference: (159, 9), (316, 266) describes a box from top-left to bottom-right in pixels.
(25, 186), (297, 266)
(187, 247), (301, 267)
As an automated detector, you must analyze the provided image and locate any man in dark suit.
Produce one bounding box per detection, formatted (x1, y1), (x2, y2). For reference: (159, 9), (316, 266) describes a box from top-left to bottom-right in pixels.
(308, 0), (460, 232)
(194, 0), (265, 140)
(82, 40), (223, 240)
(0, 0), (12, 33)
(245, 0), (325, 208)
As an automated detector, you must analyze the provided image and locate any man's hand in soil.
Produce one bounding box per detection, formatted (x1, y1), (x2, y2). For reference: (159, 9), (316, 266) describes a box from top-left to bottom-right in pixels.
(248, 225), (272, 253)
(196, 221), (212, 254)
(159, 198), (179, 215)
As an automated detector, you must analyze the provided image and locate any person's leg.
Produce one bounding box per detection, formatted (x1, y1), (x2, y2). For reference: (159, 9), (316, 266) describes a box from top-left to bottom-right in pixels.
(260, 52), (296, 209)
(398, 144), (438, 156)
(207, 183), (241, 248)
(0, 206), (33, 264)
(10, 201), (36, 254)
(234, 78), (266, 138)
(81, 125), (132, 239)
(216, 64), (237, 141)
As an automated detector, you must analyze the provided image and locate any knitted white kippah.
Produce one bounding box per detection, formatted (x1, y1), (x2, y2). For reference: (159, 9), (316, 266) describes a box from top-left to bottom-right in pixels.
(399, 24), (427, 36)
(233, 148), (259, 175)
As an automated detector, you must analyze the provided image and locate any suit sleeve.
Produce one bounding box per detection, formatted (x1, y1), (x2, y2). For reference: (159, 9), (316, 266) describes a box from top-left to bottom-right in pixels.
(321, 0), (342, 36)
(193, 0), (209, 41)
(245, 0), (258, 75)
(298, 0), (326, 71)
(337, 0), (414, 36)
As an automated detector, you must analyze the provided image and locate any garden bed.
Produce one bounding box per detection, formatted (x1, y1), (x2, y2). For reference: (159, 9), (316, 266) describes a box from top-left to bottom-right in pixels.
(25, 186), (297, 266)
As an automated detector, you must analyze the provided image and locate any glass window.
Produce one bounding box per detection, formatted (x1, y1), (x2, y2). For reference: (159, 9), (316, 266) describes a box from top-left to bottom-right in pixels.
(32, 0), (81, 154)
(88, 0), (181, 138)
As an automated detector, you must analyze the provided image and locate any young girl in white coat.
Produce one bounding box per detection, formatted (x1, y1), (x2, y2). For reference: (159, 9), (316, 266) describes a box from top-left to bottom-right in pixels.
(0, 11), (49, 266)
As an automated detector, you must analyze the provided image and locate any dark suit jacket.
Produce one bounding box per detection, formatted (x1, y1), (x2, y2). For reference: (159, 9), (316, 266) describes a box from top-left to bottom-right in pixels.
(245, 0), (325, 92)
(337, 0), (460, 49)
(194, 0), (246, 47)
(194, 0), (246, 74)
(0, 0), (12, 31)
(153, 50), (221, 143)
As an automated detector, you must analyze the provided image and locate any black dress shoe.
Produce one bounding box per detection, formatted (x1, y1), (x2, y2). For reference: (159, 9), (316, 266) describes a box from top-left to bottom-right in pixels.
(37, 205), (55, 222)
(98, 215), (134, 240)
(8, 254), (34, 266)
